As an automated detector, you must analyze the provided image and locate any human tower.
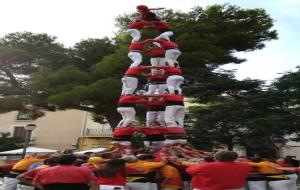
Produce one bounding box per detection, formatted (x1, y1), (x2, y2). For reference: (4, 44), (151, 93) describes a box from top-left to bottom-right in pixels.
(110, 5), (208, 158)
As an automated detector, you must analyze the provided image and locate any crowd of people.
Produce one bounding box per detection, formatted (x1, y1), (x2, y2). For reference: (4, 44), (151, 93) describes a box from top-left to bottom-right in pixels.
(1, 150), (300, 190)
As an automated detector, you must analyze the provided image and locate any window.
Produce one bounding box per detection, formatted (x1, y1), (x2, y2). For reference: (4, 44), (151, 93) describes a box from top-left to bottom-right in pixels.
(13, 126), (26, 140)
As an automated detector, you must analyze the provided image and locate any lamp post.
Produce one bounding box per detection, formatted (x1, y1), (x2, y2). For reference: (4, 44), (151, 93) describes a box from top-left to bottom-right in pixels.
(270, 134), (287, 158)
(21, 124), (37, 159)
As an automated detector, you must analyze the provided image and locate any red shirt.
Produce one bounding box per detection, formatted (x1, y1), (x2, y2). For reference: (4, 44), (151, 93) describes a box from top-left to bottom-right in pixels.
(160, 94), (184, 106)
(144, 46), (165, 57)
(97, 172), (126, 186)
(125, 66), (149, 76)
(142, 100), (166, 111)
(162, 66), (182, 76)
(118, 95), (142, 106)
(33, 165), (96, 185)
(277, 162), (293, 167)
(129, 42), (143, 52)
(157, 39), (178, 49)
(186, 161), (251, 190)
(23, 167), (46, 180)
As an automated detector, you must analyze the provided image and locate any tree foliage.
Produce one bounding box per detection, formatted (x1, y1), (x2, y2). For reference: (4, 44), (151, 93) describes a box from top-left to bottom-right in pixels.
(2, 4), (298, 152)
(0, 132), (23, 152)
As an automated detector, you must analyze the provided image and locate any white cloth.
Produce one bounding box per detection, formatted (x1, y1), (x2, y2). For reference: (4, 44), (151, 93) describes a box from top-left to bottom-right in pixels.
(155, 31), (174, 41)
(148, 84), (167, 95)
(128, 51), (142, 68)
(99, 185), (125, 190)
(268, 180), (289, 190)
(126, 182), (152, 190)
(127, 29), (141, 43)
(166, 75), (184, 94)
(165, 105), (185, 127)
(151, 57), (166, 66)
(165, 49), (181, 67)
(286, 173), (298, 190)
(117, 107), (136, 128)
(146, 111), (165, 127)
(247, 180), (267, 190)
(1, 177), (19, 190)
(16, 184), (35, 190)
(121, 77), (138, 95)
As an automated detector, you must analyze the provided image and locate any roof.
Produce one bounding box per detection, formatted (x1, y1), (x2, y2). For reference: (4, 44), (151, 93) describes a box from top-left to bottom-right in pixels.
(0, 147), (57, 155)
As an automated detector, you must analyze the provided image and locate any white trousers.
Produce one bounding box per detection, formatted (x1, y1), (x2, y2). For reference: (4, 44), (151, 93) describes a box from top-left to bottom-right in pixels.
(165, 105), (185, 127)
(146, 111), (165, 127)
(151, 57), (166, 66)
(165, 49), (181, 67)
(126, 182), (152, 190)
(268, 180), (289, 190)
(148, 84), (167, 95)
(128, 51), (142, 68)
(100, 185), (125, 190)
(167, 75), (184, 94)
(286, 174), (298, 190)
(127, 29), (141, 43)
(247, 181), (267, 190)
(117, 107), (136, 128)
(16, 184), (35, 190)
(1, 177), (18, 190)
(155, 31), (174, 41)
(121, 77), (138, 95)
(183, 181), (192, 190)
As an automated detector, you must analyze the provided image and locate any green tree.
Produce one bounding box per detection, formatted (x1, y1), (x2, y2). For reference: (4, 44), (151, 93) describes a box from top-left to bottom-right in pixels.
(0, 32), (70, 113)
(0, 132), (23, 152)
(29, 4), (278, 129)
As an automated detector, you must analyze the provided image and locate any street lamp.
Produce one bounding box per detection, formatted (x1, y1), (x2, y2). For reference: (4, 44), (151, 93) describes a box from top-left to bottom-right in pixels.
(21, 124), (38, 158)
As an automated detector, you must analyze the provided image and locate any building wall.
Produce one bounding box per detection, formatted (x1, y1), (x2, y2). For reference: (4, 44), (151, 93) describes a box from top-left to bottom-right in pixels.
(0, 110), (85, 150)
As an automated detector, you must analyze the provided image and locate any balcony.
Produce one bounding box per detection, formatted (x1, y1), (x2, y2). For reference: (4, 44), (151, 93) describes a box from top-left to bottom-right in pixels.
(85, 128), (113, 137)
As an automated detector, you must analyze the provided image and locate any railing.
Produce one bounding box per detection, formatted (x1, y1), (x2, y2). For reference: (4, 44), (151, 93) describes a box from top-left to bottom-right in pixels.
(85, 128), (113, 137)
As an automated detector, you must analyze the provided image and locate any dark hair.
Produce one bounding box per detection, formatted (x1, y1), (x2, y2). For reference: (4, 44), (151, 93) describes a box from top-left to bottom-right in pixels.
(204, 157), (215, 162)
(44, 157), (58, 166)
(97, 159), (126, 178)
(137, 154), (154, 160)
(100, 152), (114, 160)
(56, 154), (77, 165)
(215, 151), (238, 162)
(73, 159), (86, 167)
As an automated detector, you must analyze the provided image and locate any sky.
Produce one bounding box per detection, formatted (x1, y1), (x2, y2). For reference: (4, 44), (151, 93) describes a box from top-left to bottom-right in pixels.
(0, 0), (299, 82)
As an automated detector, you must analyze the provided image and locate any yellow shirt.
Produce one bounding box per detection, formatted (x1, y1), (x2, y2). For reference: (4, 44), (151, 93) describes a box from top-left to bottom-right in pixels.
(248, 161), (283, 174)
(160, 165), (183, 189)
(12, 157), (44, 171)
(126, 160), (164, 174)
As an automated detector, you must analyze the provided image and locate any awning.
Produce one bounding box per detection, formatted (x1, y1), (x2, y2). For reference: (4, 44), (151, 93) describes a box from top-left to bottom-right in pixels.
(75, 148), (105, 154)
(0, 147), (57, 156)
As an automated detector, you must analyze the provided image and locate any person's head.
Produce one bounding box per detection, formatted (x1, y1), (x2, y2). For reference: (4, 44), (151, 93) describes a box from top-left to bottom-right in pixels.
(204, 156), (215, 162)
(136, 5), (149, 15)
(97, 159), (126, 178)
(100, 152), (114, 160)
(284, 155), (293, 163)
(44, 157), (58, 167)
(137, 154), (155, 161)
(73, 159), (86, 167)
(214, 151), (238, 162)
(56, 154), (77, 165)
(88, 157), (104, 166)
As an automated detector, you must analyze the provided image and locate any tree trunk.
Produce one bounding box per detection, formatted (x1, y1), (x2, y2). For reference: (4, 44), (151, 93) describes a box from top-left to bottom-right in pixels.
(0, 67), (20, 88)
(227, 143), (234, 151)
(104, 111), (121, 130)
